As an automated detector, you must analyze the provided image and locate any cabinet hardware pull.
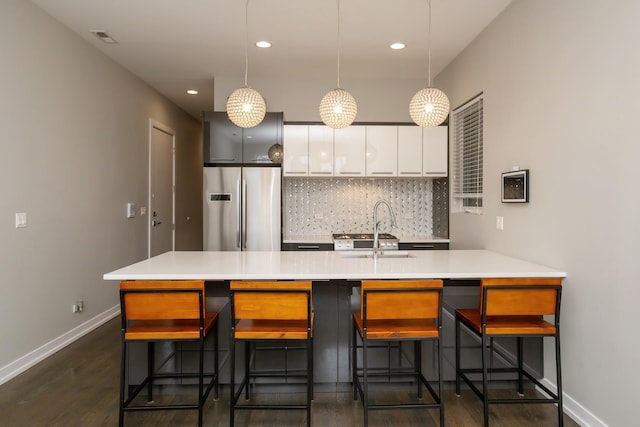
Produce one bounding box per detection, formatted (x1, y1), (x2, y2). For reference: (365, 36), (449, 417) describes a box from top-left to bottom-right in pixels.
(310, 172), (332, 175)
(412, 244), (435, 249)
(210, 158), (236, 162)
(400, 172), (421, 175)
(339, 172), (361, 175)
(371, 172), (393, 175)
(298, 245), (320, 249)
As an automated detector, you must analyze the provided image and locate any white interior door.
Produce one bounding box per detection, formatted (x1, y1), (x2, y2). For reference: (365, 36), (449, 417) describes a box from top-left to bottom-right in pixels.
(149, 120), (175, 257)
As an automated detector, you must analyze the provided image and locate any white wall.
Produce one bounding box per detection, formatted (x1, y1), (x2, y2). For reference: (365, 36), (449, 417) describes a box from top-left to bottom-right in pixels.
(438, 1), (640, 425)
(0, 0), (202, 378)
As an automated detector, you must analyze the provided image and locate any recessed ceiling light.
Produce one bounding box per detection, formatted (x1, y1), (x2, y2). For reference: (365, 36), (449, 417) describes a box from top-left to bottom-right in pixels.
(186, 89), (199, 95)
(255, 41), (271, 48)
(390, 42), (406, 50)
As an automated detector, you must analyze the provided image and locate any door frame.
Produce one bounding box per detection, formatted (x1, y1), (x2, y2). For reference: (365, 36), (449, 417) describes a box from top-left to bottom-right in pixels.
(148, 119), (176, 258)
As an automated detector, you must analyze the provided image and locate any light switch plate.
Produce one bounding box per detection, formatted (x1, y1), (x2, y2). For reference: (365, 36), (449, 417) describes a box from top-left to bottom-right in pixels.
(15, 212), (27, 228)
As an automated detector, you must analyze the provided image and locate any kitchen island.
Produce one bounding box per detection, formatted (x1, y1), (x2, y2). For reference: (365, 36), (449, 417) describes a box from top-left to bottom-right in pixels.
(103, 249), (565, 281)
(104, 250), (566, 388)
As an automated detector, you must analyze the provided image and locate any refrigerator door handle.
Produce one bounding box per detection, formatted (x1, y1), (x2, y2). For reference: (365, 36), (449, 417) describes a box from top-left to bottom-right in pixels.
(242, 179), (248, 249)
(236, 179), (241, 249)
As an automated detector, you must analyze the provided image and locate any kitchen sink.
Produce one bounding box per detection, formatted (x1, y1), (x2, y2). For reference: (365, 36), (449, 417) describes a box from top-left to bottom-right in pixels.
(337, 250), (412, 259)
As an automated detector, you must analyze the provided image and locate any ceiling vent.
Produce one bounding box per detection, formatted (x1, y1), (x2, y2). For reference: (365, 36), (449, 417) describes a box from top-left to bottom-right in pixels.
(90, 30), (117, 44)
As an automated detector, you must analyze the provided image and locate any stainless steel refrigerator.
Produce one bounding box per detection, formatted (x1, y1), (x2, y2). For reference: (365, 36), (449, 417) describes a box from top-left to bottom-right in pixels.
(203, 167), (281, 251)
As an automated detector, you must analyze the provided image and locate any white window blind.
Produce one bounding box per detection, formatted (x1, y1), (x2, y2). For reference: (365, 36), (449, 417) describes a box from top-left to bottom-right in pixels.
(451, 95), (483, 213)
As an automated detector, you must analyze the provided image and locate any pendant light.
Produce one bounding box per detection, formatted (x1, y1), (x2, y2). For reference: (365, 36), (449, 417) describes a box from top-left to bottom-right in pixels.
(268, 143), (283, 163)
(319, 0), (357, 129)
(409, 0), (449, 127)
(227, 0), (266, 128)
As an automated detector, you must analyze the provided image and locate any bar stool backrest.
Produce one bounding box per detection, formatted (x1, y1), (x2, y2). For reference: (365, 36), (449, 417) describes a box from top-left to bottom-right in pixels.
(230, 281), (312, 321)
(480, 278), (562, 317)
(120, 280), (206, 321)
(360, 280), (443, 321)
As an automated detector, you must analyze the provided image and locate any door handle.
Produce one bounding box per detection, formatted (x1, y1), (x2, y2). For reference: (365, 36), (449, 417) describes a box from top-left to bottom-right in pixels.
(152, 220), (162, 227)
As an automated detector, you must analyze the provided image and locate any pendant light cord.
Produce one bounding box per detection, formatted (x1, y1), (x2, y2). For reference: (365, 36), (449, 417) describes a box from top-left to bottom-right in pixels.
(337, 0), (342, 88)
(427, 0), (432, 87)
(244, 0), (249, 87)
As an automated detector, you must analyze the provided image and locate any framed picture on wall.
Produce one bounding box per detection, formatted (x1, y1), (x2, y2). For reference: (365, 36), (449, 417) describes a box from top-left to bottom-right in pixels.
(501, 169), (529, 203)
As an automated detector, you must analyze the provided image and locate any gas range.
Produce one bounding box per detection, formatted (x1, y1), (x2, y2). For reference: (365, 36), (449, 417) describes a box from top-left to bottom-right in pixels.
(332, 233), (399, 251)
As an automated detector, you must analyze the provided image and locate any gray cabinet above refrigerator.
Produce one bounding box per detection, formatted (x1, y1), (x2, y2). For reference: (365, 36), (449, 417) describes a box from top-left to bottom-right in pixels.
(203, 111), (283, 164)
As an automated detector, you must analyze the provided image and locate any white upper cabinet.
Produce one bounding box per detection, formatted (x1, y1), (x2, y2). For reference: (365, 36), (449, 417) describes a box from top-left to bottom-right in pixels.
(423, 126), (448, 177)
(397, 126), (423, 176)
(366, 126), (398, 176)
(308, 126), (334, 176)
(334, 126), (366, 177)
(283, 125), (309, 176)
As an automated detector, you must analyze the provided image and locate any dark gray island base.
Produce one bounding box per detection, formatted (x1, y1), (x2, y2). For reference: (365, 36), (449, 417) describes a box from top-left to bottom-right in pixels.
(202, 279), (542, 391)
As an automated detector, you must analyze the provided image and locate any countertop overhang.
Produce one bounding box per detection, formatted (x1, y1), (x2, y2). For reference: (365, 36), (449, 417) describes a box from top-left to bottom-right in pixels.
(103, 250), (566, 282)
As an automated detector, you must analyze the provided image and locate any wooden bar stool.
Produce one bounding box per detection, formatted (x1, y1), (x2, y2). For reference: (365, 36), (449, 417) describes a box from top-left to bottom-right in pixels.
(229, 281), (314, 427)
(118, 280), (219, 427)
(352, 279), (444, 426)
(455, 277), (563, 426)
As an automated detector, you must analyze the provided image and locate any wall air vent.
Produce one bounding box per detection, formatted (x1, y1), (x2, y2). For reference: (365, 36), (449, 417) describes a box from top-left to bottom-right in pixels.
(90, 30), (117, 44)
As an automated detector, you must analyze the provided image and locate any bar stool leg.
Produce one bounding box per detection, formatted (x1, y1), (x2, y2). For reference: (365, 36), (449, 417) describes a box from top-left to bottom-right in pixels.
(147, 342), (154, 402)
(352, 319), (358, 401)
(362, 334), (369, 427)
(437, 337), (445, 427)
(455, 317), (461, 396)
(556, 332), (564, 427)
(415, 340), (423, 399)
(517, 336), (524, 395)
(214, 322), (219, 400)
(119, 340), (127, 427)
(244, 341), (251, 400)
(198, 339), (204, 427)
(481, 332), (490, 427)
(230, 331), (236, 427)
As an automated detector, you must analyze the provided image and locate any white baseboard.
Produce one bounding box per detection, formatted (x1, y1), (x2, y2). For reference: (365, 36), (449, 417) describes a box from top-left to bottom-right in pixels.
(0, 305), (120, 386)
(539, 378), (608, 427)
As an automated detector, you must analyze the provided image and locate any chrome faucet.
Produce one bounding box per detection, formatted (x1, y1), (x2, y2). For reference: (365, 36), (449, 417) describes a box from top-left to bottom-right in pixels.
(372, 200), (398, 256)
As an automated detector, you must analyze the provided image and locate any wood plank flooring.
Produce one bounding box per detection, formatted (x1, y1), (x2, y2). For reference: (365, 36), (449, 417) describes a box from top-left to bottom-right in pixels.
(0, 318), (578, 426)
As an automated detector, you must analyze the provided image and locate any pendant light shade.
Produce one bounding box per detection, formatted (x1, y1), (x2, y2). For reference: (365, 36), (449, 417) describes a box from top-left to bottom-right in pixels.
(227, 0), (265, 129)
(227, 87), (266, 128)
(319, 88), (358, 129)
(319, 0), (357, 129)
(268, 143), (283, 163)
(409, 87), (449, 127)
(410, 0), (449, 128)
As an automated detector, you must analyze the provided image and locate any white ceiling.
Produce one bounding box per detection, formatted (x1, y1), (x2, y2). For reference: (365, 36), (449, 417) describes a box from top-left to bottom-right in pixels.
(31, 0), (511, 120)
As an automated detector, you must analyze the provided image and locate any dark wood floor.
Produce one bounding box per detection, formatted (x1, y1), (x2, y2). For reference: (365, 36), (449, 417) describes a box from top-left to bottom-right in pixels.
(0, 318), (578, 426)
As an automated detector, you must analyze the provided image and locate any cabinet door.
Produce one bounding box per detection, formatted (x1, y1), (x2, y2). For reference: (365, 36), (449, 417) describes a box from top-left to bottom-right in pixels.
(204, 112), (242, 163)
(283, 125), (309, 176)
(423, 126), (448, 177)
(308, 125), (334, 176)
(365, 126), (398, 177)
(244, 113), (282, 163)
(334, 126), (366, 177)
(397, 126), (423, 177)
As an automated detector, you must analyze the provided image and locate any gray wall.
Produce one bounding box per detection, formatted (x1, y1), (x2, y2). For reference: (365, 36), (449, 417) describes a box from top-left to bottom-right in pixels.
(0, 0), (202, 376)
(438, 1), (639, 426)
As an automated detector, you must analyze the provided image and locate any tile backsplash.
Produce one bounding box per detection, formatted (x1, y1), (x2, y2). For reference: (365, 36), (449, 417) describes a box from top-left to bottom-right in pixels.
(283, 177), (448, 238)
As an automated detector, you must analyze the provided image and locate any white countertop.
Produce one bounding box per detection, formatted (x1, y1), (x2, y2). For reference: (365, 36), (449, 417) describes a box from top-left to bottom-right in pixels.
(103, 250), (565, 281)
